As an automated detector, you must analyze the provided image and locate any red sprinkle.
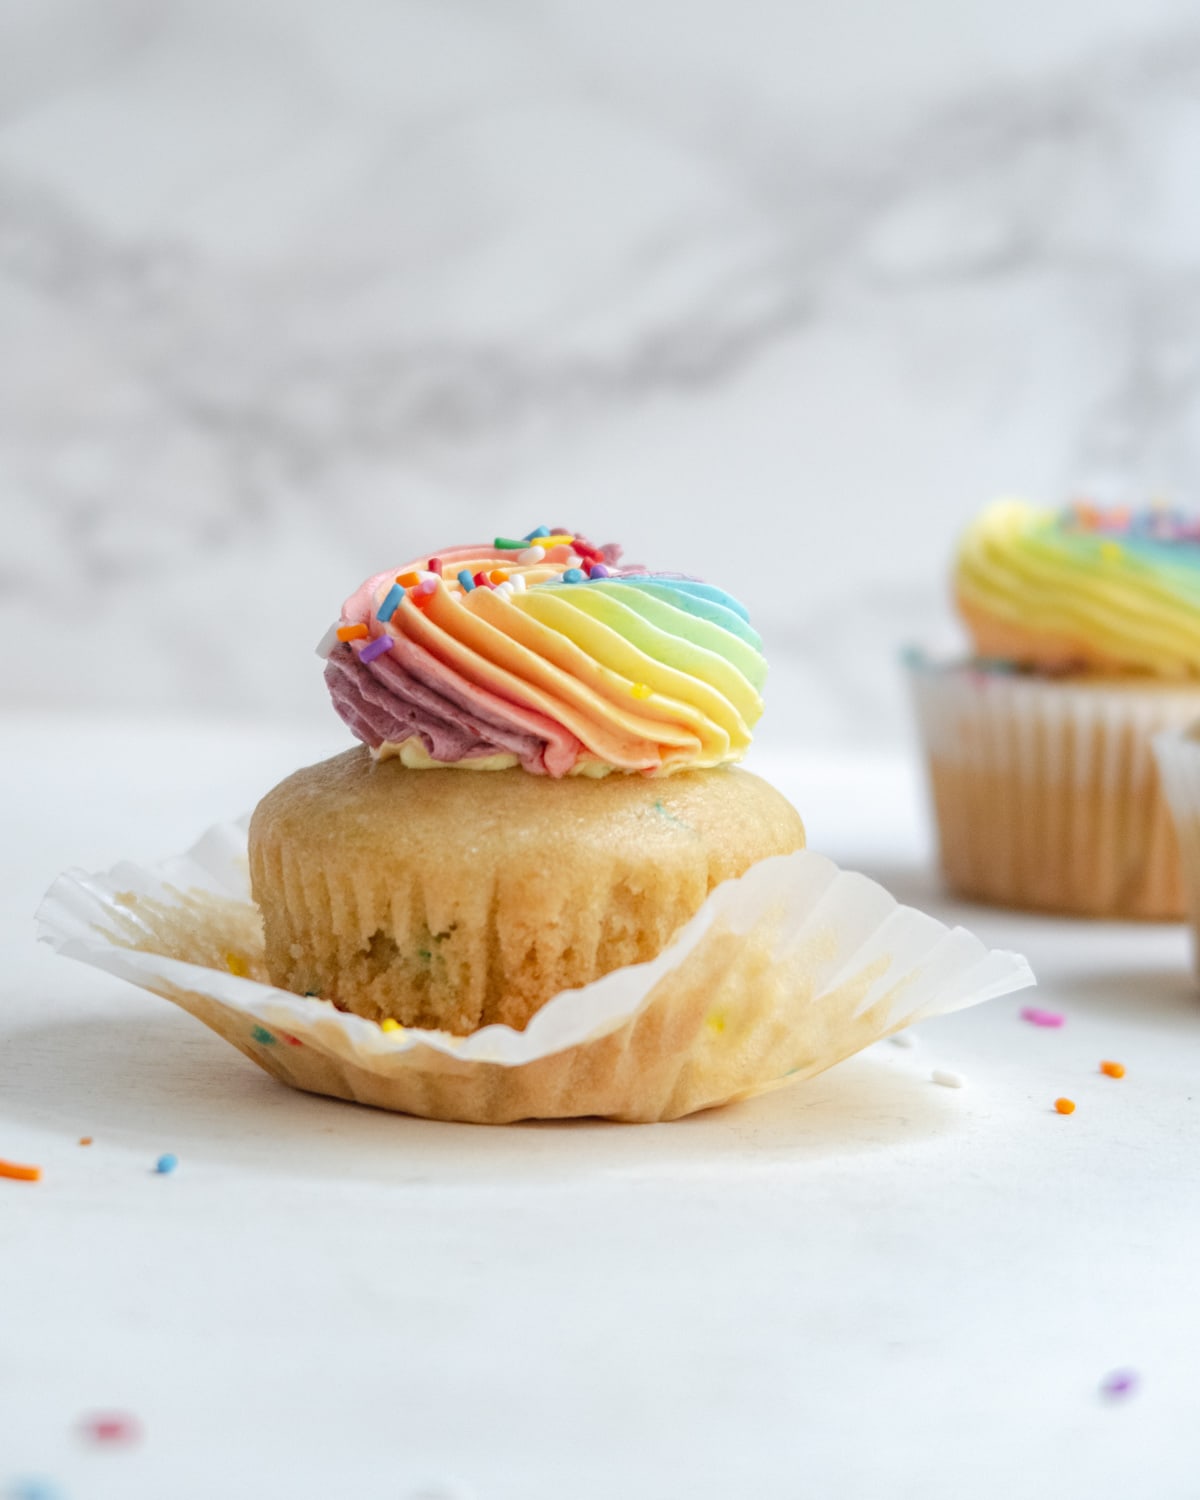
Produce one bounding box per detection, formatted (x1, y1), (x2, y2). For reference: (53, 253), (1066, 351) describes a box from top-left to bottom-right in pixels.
(427, 557), (442, 575)
(283, 1034), (304, 1048)
(80, 1413), (142, 1446)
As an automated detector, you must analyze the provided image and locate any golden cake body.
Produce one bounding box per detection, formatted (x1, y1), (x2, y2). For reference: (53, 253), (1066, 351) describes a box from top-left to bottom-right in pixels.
(250, 749), (804, 1032)
(912, 500), (1200, 918)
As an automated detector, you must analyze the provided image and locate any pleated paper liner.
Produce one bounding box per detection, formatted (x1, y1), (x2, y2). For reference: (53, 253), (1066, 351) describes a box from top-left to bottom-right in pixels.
(37, 818), (1033, 1123)
(907, 655), (1200, 919)
(1153, 730), (1200, 976)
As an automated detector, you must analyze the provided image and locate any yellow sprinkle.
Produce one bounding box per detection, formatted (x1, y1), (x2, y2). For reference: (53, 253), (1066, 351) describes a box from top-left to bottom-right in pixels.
(539, 535), (574, 548)
(631, 682), (652, 699)
(380, 1018), (402, 1034)
(707, 1012), (726, 1034)
(1099, 541), (1122, 562)
(225, 951), (249, 978)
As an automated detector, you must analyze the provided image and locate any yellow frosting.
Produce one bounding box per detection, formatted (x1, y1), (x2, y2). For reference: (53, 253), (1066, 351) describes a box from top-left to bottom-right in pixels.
(954, 499), (1200, 677)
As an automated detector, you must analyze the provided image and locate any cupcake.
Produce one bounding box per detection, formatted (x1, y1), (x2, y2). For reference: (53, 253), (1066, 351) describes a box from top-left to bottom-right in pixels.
(908, 499), (1200, 917)
(250, 528), (805, 1032)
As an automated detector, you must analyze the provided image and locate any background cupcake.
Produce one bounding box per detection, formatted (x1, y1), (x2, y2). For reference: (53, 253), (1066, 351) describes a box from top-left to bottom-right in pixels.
(909, 499), (1200, 918)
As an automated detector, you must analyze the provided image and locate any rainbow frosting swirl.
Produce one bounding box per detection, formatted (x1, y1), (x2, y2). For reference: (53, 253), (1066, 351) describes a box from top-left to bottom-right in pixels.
(955, 500), (1200, 678)
(320, 528), (766, 776)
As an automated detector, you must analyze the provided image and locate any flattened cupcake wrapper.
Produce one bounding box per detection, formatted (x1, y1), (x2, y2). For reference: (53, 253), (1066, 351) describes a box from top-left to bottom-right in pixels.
(1152, 731), (1200, 965)
(907, 655), (1200, 919)
(36, 818), (1033, 1123)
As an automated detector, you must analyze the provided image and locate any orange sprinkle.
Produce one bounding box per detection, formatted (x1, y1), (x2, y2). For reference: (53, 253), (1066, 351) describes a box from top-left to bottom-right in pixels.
(489, 569), (509, 584)
(0, 1159), (42, 1182)
(79, 1136), (93, 1147)
(1054, 1097), (1076, 1115)
(631, 682), (652, 699)
(396, 571), (422, 587)
(336, 623), (368, 642)
(1100, 1060), (1126, 1079)
(224, 951), (250, 978)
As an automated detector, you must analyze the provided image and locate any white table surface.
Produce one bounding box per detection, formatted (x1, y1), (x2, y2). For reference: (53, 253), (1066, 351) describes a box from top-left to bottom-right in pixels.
(2, 713), (1198, 1500)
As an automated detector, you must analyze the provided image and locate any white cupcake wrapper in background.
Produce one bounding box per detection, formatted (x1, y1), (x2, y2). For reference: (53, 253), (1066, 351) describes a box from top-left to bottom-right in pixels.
(1153, 731), (1200, 963)
(907, 653), (1200, 917)
(36, 818), (1034, 1122)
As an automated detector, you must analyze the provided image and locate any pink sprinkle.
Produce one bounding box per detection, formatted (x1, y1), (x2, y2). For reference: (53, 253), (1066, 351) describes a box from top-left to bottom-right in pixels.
(1100, 1369), (1138, 1400)
(359, 635), (393, 664)
(1020, 1007), (1064, 1028)
(415, 577), (438, 597)
(80, 1412), (142, 1445)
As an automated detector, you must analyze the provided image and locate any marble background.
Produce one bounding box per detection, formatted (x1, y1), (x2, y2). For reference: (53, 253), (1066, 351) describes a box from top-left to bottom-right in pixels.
(6, 0), (1200, 754)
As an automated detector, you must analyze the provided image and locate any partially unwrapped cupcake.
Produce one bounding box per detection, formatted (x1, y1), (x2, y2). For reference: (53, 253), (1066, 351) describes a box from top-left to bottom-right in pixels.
(39, 525), (1035, 1123)
(910, 499), (1200, 917)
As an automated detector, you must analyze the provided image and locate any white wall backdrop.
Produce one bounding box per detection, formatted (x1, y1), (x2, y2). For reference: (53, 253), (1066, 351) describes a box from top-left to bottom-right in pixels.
(5, 0), (1200, 753)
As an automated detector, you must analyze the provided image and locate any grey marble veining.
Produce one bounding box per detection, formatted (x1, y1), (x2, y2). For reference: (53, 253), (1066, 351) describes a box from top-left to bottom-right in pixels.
(4, 0), (1200, 751)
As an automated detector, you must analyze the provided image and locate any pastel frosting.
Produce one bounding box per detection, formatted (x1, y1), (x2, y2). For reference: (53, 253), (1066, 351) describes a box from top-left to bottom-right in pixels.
(955, 499), (1200, 678)
(321, 530), (766, 776)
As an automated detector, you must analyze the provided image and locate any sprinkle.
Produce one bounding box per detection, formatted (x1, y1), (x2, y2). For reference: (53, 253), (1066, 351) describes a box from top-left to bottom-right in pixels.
(80, 1413), (142, 1445)
(524, 526), (552, 540)
(494, 582), (515, 599)
(588, 562), (610, 578)
(545, 544), (575, 562)
(1100, 1060), (1126, 1078)
(154, 1153), (178, 1175)
(493, 537), (527, 549)
(489, 569), (509, 584)
(283, 1034), (303, 1047)
(336, 623), (368, 642)
(631, 682), (652, 699)
(78, 1136), (93, 1146)
(1055, 1097), (1076, 1115)
(0, 1158), (42, 1183)
(251, 1026), (276, 1046)
(473, 571), (490, 587)
(1020, 1006), (1064, 1028)
(427, 557), (442, 575)
(562, 568), (585, 583)
(517, 546), (545, 564)
(1100, 1369), (1139, 1400)
(360, 634), (393, 663)
(377, 584), (404, 623)
(415, 576), (437, 596)
(397, 571), (422, 587)
(538, 535), (574, 548)
(889, 1031), (917, 1049)
(380, 1018), (403, 1034)
(511, 572), (526, 592)
(931, 1068), (966, 1088)
(457, 569), (475, 591)
(314, 623), (341, 658)
(225, 950), (249, 978)
(7, 1480), (66, 1500)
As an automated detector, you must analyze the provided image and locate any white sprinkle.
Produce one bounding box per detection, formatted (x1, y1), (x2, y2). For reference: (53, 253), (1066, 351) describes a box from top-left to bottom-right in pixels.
(889, 1031), (917, 1049)
(518, 546), (545, 563)
(511, 572), (527, 592)
(314, 623), (340, 659)
(494, 581), (515, 599)
(931, 1068), (966, 1089)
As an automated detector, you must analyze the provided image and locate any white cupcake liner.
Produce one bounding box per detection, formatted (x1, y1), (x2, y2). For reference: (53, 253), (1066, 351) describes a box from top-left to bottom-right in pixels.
(907, 654), (1200, 917)
(1153, 730), (1200, 964)
(36, 818), (1034, 1122)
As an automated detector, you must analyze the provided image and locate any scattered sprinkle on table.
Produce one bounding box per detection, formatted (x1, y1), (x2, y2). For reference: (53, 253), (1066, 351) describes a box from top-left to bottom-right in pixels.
(1020, 1006), (1064, 1028)
(79, 1412), (142, 1446)
(1100, 1060), (1126, 1079)
(154, 1154), (178, 1175)
(931, 1069), (966, 1089)
(1055, 1097), (1076, 1115)
(0, 1159), (42, 1183)
(889, 1032), (917, 1049)
(6, 1479), (65, 1500)
(1100, 1369), (1139, 1400)
(78, 1137), (92, 1147)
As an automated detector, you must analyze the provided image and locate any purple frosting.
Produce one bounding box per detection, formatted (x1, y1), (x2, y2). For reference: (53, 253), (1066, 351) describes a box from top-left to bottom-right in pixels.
(324, 643), (566, 773)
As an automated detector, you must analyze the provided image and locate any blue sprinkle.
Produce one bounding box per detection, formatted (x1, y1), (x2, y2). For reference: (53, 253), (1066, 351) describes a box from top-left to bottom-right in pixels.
(376, 584), (403, 623)
(562, 568), (585, 583)
(524, 526), (551, 540)
(155, 1153), (178, 1175)
(251, 1025), (276, 1045)
(7, 1482), (65, 1500)
(457, 569), (475, 592)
